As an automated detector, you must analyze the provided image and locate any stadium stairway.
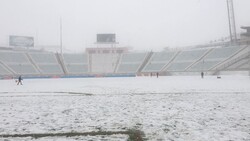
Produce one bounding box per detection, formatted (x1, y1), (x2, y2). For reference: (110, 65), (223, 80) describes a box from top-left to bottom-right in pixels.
(185, 48), (213, 71)
(0, 60), (15, 75)
(161, 51), (181, 72)
(26, 53), (42, 74)
(55, 53), (67, 75)
(137, 51), (154, 73)
(113, 53), (122, 73)
(212, 45), (250, 75)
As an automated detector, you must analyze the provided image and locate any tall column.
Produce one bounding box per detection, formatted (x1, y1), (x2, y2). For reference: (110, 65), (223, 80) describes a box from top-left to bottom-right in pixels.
(226, 0), (237, 44)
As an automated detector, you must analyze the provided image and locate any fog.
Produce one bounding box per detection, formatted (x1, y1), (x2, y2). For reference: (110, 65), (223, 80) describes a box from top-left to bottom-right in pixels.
(0, 0), (249, 52)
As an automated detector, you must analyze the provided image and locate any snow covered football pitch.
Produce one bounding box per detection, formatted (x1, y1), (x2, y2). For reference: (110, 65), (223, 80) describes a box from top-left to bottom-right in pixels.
(0, 76), (250, 141)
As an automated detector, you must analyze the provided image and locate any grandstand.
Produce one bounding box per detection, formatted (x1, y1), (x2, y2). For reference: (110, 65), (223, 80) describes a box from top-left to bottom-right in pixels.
(28, 52), (64, 75)
(166, 48), (209, 72)
(142, 51), (177, 73)
(0, 43), (249, 78)
(188, 46), (247, 71)
(0, 51), (39, 75)
(62, 53), (89, 75)
(117, 52), (148, 74)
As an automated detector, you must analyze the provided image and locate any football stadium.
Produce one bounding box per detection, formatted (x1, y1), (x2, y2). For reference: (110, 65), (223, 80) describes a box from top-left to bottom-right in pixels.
(1, 0), (250, 141)
(1, 33), (250, 141)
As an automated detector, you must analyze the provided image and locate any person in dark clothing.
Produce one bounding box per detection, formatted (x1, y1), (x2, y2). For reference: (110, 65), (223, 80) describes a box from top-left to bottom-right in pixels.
(156, 72), (159, 78)
(17, 75), (23, 85)
(201, 72), (204, 79)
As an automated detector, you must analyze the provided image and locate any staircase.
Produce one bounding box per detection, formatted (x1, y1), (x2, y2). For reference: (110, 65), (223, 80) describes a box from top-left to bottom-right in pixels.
(137, 51), (154, 73)
(26, 52), (42, 74)
(55, 53), (67, 75)
(113, 53), (122, 73)
(212, 46), (250, 75)
(0, 61), (15, 75)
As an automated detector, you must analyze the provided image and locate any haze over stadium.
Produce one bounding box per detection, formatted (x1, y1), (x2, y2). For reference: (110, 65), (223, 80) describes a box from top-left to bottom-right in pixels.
(0, 0), (250, 52)
(0, 0), (250, 141)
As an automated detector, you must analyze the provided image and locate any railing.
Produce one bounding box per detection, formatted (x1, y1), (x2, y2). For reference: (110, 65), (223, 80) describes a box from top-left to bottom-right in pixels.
(137, 51), (153, 73)
(212, 49), (250, 74)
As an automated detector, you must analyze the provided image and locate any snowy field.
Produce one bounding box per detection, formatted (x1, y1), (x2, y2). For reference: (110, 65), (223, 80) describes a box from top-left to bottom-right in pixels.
(0, 76), (250, 141)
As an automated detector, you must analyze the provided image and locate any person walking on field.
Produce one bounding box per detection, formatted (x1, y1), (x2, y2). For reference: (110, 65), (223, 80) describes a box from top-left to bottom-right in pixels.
(201, 71), (204, 79)
(17, 75), (23, 85)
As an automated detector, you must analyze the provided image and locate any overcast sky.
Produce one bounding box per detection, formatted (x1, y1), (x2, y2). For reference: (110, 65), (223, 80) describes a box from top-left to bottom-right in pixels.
(0, 0), (249, 52)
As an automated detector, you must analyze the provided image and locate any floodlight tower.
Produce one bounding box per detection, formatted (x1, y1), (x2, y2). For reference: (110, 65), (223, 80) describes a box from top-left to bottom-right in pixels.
(60, 18), (63, 55)
(226, 0), (237, 44)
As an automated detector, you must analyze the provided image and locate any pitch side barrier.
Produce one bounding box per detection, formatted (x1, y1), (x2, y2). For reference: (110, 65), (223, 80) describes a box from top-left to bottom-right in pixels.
(0, 74), (136, 80)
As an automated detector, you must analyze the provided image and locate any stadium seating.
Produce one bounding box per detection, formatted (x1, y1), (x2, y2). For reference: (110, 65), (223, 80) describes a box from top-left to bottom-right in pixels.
(167, 48), (209, 71)
(63, 53), (89, 74)
(0, 64), (12, 75)
(8, 64), (38, 74)
(227, 59), (249, 70)
(117, 53), (147, 73)
(0, 45), (249, 77)
(0, 51), (39, 75)
(142, 51), (177, 72)
(189, 46), (244, 71)
(28, 52), (63, 75)
(204, 46), (242, 60)
(0, 51), (29, 63)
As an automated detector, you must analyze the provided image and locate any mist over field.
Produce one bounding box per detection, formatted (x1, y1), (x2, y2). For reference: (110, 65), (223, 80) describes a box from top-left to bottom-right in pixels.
(0, 0), (249, 52)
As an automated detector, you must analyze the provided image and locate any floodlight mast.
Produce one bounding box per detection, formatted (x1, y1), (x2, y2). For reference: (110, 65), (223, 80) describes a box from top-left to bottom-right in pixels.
(226, 0), (237, 44)
(249, 47), (250, 76)
(60, 17), (63, 55)
(248, 46), (250, 77)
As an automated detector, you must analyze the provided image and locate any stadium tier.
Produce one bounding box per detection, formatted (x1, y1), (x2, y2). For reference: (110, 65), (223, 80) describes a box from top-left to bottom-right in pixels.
(0, 45), (249, 77)
(188, 46), (246, 71)
(227, 59), (249, 70)
(0, 51), (39, 75)
(166, 48), (209, 72)
(142, 51), (177, 72)
(0, 63), (12, 75)
(116, 53), (148, 73)
(28, 52), (64, 75)
(62, 53), (89, 74)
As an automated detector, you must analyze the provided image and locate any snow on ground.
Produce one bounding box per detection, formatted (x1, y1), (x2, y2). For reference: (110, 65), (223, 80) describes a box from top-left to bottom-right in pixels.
(0, 76), (250, 140)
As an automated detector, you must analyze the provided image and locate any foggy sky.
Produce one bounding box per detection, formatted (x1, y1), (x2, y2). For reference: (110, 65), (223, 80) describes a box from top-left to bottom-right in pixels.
(0, 0), (249, 52)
